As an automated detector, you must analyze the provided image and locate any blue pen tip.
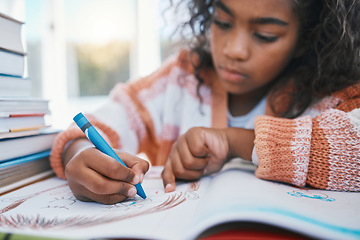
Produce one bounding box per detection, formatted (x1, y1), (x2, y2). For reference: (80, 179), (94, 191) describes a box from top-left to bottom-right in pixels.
(135, 183), (147, 199)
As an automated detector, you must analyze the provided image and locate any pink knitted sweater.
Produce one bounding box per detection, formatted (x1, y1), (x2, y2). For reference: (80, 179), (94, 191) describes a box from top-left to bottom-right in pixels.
(50, 50), (360, 192)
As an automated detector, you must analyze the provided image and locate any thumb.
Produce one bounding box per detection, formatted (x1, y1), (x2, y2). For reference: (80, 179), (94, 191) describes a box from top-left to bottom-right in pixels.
(161, 161), (176, 192)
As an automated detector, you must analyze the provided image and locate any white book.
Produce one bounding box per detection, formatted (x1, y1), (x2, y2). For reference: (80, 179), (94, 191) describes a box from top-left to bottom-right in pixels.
(0, 49), (25, 77)
(0, 128), (60, 162)
(0, 75), (31, 97)
(0, 97), (50, 114)
(0, 12), (25, 54)
(0, 127), (47, 140)
(0, 114), (46, 131)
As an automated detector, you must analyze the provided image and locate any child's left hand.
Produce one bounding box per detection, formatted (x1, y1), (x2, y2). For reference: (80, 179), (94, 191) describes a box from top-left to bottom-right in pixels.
(161, 127), (230, 192)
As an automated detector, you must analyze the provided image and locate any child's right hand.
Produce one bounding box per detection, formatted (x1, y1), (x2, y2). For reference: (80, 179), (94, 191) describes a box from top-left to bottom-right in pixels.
(63, 139), (149, 204)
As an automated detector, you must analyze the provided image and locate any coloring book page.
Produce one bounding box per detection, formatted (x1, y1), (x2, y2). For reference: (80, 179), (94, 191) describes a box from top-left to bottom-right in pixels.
(0, 166), (206, 239)
(0, 161), (359, 240)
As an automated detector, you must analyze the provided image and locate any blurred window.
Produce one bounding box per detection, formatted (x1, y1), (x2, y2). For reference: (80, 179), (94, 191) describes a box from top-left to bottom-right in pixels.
(24, 0), (180, 128)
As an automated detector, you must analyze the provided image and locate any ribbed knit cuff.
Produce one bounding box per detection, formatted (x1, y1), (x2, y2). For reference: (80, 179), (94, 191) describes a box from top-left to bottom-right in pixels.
(308, 109), (360, 191)
(49, 124), (85, 179)
(254, 115), (312, 187)
(49, 115), (120, 180)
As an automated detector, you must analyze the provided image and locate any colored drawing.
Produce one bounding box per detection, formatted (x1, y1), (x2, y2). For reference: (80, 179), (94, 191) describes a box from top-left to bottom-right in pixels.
(0, 173), (200, 230)
(287, 191), (336, 202)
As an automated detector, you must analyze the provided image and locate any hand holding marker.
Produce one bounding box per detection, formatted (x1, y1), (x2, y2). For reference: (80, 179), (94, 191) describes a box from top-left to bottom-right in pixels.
(73, 112), (146, 199)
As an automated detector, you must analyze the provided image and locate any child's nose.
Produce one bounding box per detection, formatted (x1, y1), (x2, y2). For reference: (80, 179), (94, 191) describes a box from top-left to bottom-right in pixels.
(224, 31), (251, 61)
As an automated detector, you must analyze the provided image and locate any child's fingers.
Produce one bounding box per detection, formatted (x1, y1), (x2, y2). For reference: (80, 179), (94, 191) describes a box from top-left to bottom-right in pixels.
(169, 148), (204, 180)
(161, 160), (176, 193)
(80, 193), (128, 205)
(116, 151), (150, 182)
(66, 166), (137, 204)
(69, 180), (129, 205)
(186, 127), (212, 158)
(65, 148), (145, 204)
(71, 165), (137, 196)
(162, 150), (204, 193)
(175, 138), (208, 171)
(67, 148), (137, 184)
(84, 152), (139, 184)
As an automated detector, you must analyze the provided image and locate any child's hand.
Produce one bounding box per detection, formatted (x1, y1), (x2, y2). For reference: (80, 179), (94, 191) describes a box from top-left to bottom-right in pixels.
(161, 127), (230, 192)
(64, 146), (149, 204)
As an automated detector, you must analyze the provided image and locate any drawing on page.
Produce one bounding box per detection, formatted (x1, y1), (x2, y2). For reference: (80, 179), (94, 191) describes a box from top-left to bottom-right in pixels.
(0, 179), (200, 230)
(0, 183), (68, 214)
(287, 190), (335, 202)
(102, 197), (154, 211)
(43, 196), (77, 210)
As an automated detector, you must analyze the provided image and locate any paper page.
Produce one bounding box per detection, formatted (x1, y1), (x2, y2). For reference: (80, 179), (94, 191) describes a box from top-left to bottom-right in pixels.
(186, 166), (360, 240)
(0, 163), (359, 240)
(0, 166), (206, 240)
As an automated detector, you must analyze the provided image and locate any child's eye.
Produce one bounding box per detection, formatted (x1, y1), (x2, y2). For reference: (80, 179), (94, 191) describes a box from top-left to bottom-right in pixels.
(254, 33), (278, 43)
(213, 19), (232, 30)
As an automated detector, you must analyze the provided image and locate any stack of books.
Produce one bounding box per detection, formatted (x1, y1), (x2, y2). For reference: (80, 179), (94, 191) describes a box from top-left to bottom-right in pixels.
(0, 12), (60, 194)
(0, 12), (29, 97)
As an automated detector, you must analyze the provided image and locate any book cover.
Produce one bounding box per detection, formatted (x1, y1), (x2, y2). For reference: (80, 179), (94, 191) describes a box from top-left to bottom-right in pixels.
(0, 74), (31, 97)
(0, 48), (25, 77)
(0, 150), (50, 168)
(0, 170), (54, 195)
(0, 12), (25, 54)
(0, 97), (50, 114)
(0, 114), (46, 131)
(0, 128), (60, 162)
(0, 150), (53, 193)
(0, 127), (48, 140)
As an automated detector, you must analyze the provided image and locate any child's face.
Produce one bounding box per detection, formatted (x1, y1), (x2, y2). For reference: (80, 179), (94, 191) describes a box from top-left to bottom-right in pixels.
(210, 0), (300, 95)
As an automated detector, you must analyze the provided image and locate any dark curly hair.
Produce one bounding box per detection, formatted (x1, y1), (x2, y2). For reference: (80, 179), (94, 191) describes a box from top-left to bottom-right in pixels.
(169, 0), (360, 118)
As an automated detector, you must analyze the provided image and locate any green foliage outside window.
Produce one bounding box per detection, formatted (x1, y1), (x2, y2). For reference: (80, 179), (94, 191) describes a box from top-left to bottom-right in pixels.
(75, 40), (130, 96)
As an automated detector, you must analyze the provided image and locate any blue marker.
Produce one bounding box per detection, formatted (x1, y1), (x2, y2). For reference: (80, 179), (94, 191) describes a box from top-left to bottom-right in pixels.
(73, 112), (146, 199)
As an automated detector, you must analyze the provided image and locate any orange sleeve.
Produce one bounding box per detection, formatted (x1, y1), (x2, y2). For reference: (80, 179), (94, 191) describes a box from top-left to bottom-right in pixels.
(254, 108), (360, 191)
(254, 115), (312, 188)
(49, 116), (120, 179)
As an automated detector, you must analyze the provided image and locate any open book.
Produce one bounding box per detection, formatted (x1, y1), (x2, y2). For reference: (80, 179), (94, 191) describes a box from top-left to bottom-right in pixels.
(0, 160), (359, 240)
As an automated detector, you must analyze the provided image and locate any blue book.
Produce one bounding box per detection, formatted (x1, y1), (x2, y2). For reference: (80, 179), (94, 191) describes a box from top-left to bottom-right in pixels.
(0, 150), (53, 193)
(0, 150), (50, 168)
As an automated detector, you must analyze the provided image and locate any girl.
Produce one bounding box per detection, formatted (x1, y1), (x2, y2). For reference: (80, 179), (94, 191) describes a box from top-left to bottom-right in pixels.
(161, 0), (360, 192)
(50, 0), (360, 204)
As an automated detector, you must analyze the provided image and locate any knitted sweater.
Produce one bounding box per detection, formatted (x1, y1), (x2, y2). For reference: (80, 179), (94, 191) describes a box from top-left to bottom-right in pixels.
(50, 50), (360, 192)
